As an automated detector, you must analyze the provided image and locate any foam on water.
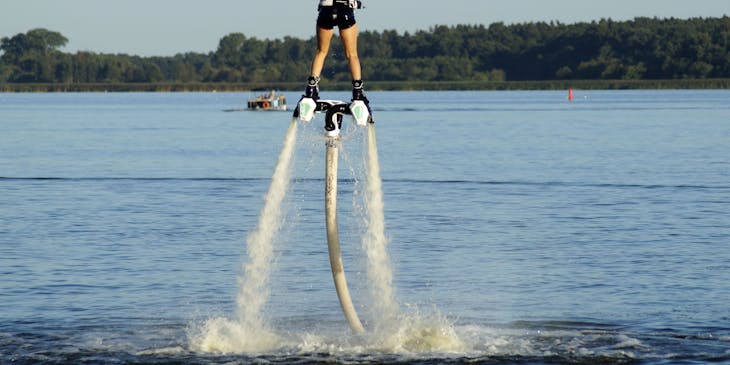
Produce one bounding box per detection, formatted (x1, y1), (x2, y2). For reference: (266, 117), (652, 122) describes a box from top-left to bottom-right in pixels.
(375, 311), (465, 354)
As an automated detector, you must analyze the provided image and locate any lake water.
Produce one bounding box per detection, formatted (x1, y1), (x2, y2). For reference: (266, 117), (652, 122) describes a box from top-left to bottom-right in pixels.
(1, 90), (729, 364)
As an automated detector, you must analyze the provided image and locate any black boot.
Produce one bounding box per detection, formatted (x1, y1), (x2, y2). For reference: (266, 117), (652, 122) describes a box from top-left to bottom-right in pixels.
(304, 76), (320, 100)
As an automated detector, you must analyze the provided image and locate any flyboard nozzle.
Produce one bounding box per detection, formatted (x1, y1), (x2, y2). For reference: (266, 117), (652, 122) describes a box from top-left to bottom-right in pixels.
(325, 107), (346, 137)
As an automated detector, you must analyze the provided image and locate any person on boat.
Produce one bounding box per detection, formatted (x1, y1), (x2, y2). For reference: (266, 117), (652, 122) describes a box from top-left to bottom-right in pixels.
(303, 0), (369, 106)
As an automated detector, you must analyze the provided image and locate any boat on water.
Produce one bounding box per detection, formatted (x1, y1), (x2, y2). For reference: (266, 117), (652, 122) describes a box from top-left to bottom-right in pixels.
(247, 90), (287, 111)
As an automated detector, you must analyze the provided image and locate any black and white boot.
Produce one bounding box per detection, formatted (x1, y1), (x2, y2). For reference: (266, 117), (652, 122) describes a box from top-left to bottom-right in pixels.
(351, 79), (368, 103)
(297, 76), (320, 121)
(304, 76), (320, 100)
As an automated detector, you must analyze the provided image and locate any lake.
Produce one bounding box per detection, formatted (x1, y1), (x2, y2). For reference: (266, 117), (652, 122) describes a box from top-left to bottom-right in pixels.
(1, 90), (729, 364)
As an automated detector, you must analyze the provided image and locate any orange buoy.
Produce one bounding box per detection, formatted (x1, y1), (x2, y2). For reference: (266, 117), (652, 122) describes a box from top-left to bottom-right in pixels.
(568, 89), (574, 101)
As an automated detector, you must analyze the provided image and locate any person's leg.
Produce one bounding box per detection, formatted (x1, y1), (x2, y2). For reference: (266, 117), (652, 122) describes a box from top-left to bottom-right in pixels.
(311, 26), (334, 78)
(339, 24), (361, 81)
(305, 26), (334, 99)
(341, 25), (369, 102)
(340, 24), (368, 101)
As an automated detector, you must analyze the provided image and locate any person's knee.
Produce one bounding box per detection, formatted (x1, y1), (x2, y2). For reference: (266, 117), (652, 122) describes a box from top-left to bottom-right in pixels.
(315, 47), (330, 59)
(345, 51), (359, 62)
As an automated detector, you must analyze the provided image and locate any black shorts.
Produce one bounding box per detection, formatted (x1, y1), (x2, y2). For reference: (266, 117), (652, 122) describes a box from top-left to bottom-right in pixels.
(316, 5), (357, 30)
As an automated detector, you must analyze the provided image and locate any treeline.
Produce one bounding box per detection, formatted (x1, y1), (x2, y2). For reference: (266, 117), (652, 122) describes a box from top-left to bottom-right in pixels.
(1, 16), (728, 87)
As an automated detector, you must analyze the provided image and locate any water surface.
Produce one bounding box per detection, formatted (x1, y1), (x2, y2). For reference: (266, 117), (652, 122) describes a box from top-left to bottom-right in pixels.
(1, 90), (729, 364)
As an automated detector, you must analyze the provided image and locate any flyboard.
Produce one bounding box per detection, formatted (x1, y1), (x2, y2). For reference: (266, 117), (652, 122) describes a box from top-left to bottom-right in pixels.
(294, 97), (373, 333)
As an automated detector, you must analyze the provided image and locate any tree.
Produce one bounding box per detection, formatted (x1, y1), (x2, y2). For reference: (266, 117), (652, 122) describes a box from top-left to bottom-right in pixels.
(2, 18), (729, 85)
(213, 33), (246, 68)
(0, 61), (9, 82)
(25, 28), (68, 53)
(54, 53), (74, 83)
(555, 66), (573, 79)
(1, 28), (68, 82)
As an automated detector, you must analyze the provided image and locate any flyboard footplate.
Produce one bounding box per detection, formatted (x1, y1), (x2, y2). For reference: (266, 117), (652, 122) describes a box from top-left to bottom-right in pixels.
(297, 97), (317, 122)
(298, 98), (373, 126)
(349, 100), (370, 126)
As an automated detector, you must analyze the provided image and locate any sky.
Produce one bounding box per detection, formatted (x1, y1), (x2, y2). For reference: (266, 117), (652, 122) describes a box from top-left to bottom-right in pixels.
(1, 0), (728, 56)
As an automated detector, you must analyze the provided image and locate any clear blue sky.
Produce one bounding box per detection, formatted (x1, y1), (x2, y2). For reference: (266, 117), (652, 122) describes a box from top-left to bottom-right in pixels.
(2, 0), (728, 56)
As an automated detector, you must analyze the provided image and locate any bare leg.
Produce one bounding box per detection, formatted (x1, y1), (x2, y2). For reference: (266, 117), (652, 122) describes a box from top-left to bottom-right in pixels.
(311, 26), (334, 78)
(339, 24), (361, 81)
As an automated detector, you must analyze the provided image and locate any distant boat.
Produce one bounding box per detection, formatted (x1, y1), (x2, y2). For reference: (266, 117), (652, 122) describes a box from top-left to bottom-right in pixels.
(247, 90), (287, 111)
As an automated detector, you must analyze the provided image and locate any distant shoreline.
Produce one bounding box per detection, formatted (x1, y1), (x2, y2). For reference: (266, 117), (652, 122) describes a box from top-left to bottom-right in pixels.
(1, 79), (728, 92)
